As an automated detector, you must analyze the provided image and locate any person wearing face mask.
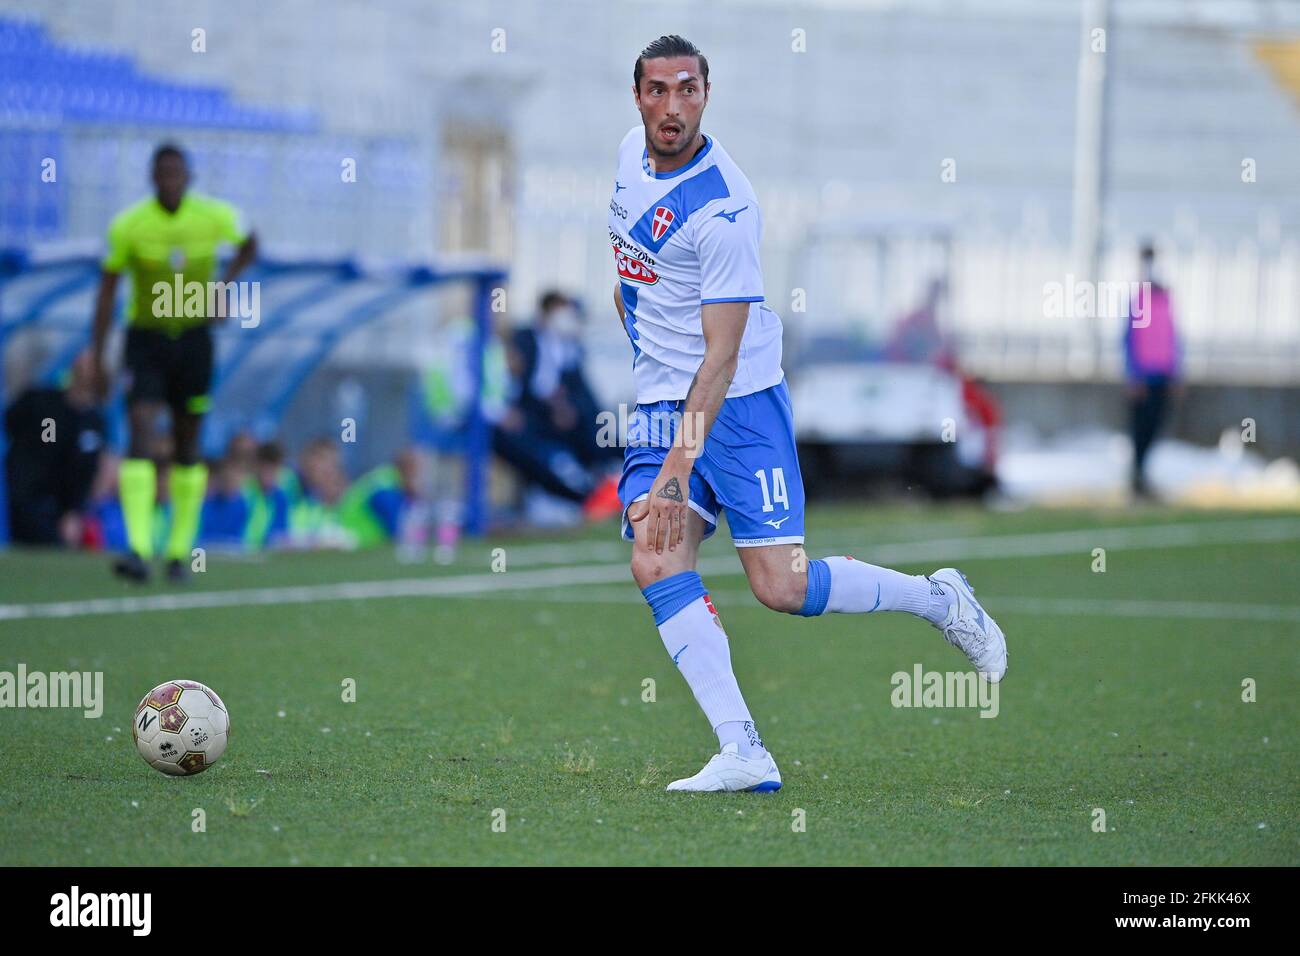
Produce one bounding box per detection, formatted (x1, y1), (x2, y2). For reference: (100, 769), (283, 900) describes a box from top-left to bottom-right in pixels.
(493, 291), (622, 520)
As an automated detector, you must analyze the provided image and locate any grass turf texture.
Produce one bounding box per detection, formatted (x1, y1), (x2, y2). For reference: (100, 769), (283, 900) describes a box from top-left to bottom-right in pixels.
(0, 505), (1295, 866)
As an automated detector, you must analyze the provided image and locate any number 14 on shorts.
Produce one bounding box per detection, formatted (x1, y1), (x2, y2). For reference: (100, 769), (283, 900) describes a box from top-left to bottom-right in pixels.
(755, 467), (789, 513)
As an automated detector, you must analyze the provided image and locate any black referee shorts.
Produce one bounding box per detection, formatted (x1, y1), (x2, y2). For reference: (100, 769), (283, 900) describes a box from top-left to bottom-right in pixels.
(123, 325), (214, 416)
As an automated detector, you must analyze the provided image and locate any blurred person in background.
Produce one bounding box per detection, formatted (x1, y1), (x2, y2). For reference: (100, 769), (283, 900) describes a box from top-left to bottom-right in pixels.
(945, 356), (1002, 498)
(339, 447), (429, 550)
(224, 429), (258, 475)
(198, 450), (252, 550)
(1124, 242), (1182, 499)
(411, 313), (509, 560)
(90, 142), (258, 583)
(289, 437), (353, 549)
(883, 278), (953, 367)
(82, 450), (122, 551)
(493, 290), (622, 520)
(245, 440), (293, 550)
(3, 350), (105, 546)
(885, 280), (1000, 496)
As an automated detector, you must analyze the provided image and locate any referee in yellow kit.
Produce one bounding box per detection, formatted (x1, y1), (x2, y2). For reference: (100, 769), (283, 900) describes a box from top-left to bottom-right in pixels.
(90, 143), (258, 583)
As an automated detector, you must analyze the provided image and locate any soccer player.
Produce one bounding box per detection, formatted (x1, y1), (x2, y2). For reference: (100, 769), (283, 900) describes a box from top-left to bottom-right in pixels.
(611, 36), (1008, 792)
(90, 143), (258, 583)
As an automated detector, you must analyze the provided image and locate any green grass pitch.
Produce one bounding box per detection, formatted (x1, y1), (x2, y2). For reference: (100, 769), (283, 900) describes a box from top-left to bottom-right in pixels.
(0, 505), (1295, 865)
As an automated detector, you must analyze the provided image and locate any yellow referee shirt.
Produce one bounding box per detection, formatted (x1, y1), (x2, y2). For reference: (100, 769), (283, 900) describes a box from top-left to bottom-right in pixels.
(102, 193), (247, 336)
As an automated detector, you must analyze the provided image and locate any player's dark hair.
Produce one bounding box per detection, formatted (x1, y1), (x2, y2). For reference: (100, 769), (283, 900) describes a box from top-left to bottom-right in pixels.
(539, 290), (568, 313)
(256, 441), (285, 465)
(634, 35), (708, 92)
(151, 142), (188, 168)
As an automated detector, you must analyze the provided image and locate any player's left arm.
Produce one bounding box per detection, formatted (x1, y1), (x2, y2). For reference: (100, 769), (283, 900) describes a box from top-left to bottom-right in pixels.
(629, 302), (747, 554)
(629, 196), (765, 554)
(220, 232), (258, 285)
(679, 299), (747, 455)
(613, 281), (632, 344)
(217, 201), (258, 285)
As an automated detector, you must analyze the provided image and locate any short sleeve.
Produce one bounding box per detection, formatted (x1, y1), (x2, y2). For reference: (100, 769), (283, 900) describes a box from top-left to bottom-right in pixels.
(694, 201), (764, 304)
(101, 212), (131, 273)
(214, 200), (248, 244)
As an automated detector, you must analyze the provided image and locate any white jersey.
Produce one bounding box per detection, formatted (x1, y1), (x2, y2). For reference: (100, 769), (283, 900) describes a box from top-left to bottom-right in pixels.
(608, 125), (785, 404)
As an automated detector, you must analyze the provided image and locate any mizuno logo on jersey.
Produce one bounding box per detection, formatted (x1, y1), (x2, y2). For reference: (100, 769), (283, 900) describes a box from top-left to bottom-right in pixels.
(763, 516), (791, 529)
(713, 205), (748, 223)
(614, 247), (659, 284)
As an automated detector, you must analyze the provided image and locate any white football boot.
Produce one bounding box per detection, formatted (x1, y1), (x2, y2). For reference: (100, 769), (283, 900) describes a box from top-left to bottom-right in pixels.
(665, 742), (783, 793)
(929, 568), (1008, 683)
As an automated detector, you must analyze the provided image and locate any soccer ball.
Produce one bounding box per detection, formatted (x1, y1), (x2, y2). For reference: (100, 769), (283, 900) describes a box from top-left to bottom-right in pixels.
(133, 680), (230, 776)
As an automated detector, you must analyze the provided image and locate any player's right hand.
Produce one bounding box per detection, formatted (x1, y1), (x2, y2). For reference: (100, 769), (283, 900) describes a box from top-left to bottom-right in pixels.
(629, 466), (690, 555)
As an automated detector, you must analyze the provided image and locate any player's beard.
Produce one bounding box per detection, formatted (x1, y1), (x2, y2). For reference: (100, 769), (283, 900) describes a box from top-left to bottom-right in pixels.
(646, 119), (700, 166)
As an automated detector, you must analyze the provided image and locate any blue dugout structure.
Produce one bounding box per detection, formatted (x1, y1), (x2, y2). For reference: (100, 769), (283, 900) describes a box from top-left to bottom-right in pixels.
(0, 249), (506, 546)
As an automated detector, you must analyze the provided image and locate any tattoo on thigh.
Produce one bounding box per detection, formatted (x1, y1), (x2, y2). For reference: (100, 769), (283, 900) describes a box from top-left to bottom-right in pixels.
(656, 476), (684, 502)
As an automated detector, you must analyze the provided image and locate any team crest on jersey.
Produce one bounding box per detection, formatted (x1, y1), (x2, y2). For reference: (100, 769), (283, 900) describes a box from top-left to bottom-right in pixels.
(651, 206), (675, 241)
(614, 247), (659, 285)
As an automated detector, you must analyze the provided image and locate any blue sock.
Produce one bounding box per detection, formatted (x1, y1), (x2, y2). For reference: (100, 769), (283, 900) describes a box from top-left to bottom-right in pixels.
(796, 558), (831, 616)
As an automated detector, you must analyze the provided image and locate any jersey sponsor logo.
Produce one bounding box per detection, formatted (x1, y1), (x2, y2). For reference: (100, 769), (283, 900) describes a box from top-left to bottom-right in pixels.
(614, 246), (659, 285)
(609, 197), (628, 220)
(651, 206), (675, 241)
(713, 205), (749, 223)
(609, 229), (658, 268)
(763, 515), (791, 530)
(614, 181), (627, 192)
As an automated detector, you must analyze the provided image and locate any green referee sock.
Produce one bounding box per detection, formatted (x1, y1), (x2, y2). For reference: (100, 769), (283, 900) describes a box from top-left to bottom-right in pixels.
(165, 463), (208, 562)
(119, 458), (157, 559)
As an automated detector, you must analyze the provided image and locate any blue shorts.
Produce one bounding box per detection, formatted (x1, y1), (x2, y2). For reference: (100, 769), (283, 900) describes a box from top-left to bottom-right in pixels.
(619, 379), (806, 547)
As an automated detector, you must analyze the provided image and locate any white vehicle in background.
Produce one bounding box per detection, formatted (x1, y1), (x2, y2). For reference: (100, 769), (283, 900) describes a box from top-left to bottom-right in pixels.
(785, 221), (999, 498)
(789, 358), (995, 498)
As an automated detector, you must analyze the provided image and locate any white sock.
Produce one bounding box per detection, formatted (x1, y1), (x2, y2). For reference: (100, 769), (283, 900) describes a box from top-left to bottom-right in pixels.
(823, 555), (951, 623)
(656, 596), (756, 738)
(716, 720), (766, 759)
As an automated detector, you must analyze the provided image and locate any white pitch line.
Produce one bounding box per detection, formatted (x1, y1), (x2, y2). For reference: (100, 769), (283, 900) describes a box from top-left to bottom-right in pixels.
(856, 518), (1300, 566)
(977, 596), (1300, 624)
(0, 517), (1297, 624)
(441, 517), (1300, 570)
(0, 563), (638, 623)
(482, 586), (1300, 624)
